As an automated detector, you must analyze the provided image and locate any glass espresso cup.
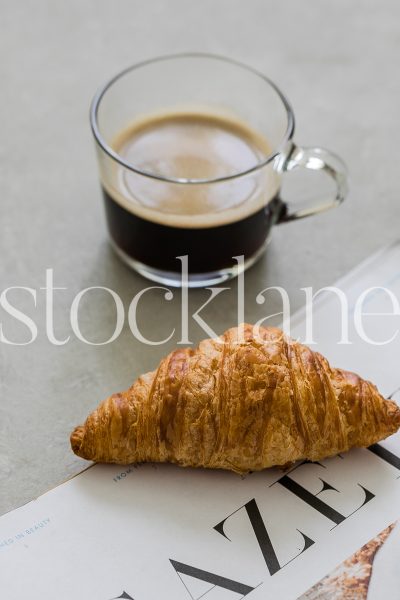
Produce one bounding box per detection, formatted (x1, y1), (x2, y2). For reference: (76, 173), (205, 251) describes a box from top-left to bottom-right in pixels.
(90, 53), (347, 287)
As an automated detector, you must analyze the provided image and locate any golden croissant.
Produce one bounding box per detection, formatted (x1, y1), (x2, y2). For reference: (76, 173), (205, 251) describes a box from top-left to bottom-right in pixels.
(71, 324), (400, 473)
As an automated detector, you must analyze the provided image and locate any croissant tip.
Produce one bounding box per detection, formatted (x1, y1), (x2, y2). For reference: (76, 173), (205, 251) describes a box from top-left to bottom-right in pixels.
(70, 425), (84, 456)
(392, 401), (400, 428)
(381, 398), (400, 439)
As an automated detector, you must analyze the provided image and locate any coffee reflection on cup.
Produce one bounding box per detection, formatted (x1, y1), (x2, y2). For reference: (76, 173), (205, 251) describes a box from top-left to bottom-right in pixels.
(91, 54), (347, 287)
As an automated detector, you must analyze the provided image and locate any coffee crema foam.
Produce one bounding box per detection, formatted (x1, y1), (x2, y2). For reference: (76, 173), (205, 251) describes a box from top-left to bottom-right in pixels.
(103, 109), (280, 228)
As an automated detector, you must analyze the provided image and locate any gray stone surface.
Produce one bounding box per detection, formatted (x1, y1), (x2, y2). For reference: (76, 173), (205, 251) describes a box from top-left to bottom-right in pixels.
(1, 0), (399, 515)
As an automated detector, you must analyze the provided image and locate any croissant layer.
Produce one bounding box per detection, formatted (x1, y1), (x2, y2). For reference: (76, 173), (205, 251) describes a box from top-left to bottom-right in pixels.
(71, 325), (400, 473)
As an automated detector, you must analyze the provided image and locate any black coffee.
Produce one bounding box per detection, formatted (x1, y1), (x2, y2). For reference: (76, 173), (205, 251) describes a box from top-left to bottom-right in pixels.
(102, 111), (283, 275)
(103, 187), (283, 273)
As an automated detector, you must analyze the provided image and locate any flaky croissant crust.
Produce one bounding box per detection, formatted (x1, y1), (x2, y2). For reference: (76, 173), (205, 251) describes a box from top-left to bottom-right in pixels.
(71, 324), (400, 473)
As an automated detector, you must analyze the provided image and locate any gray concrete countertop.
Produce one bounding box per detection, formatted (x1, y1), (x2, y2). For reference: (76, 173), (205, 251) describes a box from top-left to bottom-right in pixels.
(1, 0), (399, 515)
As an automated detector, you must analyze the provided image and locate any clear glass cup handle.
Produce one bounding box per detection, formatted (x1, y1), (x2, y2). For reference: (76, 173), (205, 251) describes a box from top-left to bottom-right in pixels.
(278, 144), (348, 222)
